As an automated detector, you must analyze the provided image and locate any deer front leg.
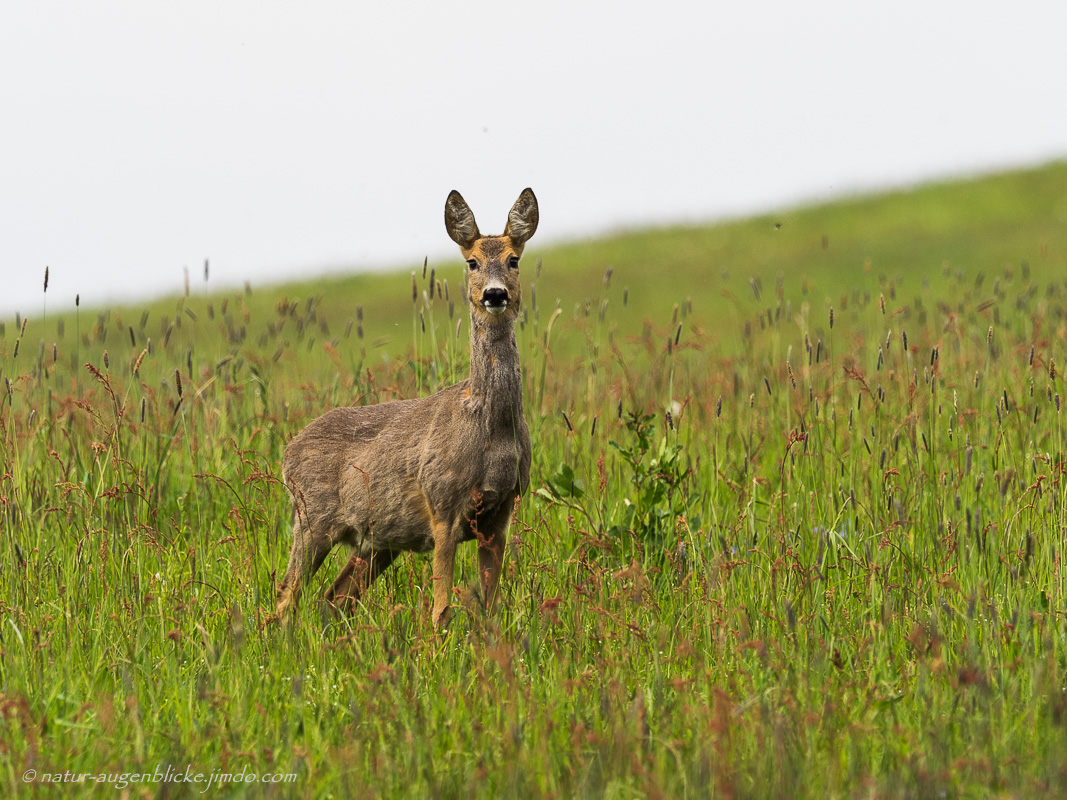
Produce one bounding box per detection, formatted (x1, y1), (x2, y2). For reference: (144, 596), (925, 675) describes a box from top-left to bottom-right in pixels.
(478, 522), (508, 614)
(431, 519), (457, 628)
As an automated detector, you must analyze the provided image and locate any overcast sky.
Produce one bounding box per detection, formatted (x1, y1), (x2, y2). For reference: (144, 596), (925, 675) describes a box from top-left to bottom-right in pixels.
(2, 1), (1065, 316)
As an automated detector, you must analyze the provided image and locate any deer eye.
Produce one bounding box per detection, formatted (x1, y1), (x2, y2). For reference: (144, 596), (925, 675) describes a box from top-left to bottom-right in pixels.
(507, 256), (519, 270)
(467, 259), (478, 271)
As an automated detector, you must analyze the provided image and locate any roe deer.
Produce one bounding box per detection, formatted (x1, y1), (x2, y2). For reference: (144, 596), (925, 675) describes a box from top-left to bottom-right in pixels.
(275, 188), (537, 627)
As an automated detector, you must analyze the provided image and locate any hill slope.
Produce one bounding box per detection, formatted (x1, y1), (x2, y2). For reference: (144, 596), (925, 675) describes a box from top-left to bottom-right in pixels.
(7, 161), (1065, 373)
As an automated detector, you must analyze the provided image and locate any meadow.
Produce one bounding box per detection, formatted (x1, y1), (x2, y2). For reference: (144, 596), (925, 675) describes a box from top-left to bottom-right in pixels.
(2, 162), (1067, 798)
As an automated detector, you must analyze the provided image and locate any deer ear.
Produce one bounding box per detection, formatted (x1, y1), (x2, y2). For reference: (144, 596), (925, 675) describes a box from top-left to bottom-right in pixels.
(504, 188), (538, 246)
(445, 190), (480, 249)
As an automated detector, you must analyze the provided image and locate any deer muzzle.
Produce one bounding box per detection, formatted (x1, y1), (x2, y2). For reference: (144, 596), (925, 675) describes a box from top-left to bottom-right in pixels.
(481, 287), (510, 315)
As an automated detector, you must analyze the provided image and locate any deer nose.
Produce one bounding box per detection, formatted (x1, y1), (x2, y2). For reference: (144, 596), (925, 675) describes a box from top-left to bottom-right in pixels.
(482, 287), (510, 315)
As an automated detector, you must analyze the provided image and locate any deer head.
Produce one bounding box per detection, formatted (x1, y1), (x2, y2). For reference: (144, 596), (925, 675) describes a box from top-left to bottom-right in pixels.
(445, 188), (539, 324)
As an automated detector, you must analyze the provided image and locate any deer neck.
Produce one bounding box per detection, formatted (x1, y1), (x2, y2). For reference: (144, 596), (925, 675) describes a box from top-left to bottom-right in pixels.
(467, 315), (523, 428)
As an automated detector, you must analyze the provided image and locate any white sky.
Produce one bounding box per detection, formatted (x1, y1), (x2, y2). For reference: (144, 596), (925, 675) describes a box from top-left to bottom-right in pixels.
(2, 1), (1065, 315)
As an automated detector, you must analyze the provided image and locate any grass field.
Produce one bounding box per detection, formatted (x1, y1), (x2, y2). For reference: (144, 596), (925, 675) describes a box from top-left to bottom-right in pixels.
(2, 162), (1067, 798)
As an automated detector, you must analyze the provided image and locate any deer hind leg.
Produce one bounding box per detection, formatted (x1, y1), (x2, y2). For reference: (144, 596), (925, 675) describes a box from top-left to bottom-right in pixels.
(325, 548), (397, 615)
(478, 509), (511, 615)
(276, 513), (334, 619)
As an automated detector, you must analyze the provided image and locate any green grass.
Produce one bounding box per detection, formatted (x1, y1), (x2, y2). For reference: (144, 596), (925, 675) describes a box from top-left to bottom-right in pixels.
(2, 161), (1067, 798)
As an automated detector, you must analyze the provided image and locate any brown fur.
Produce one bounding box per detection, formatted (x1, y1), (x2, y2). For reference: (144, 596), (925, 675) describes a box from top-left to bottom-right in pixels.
(275, 188), (538, 627)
